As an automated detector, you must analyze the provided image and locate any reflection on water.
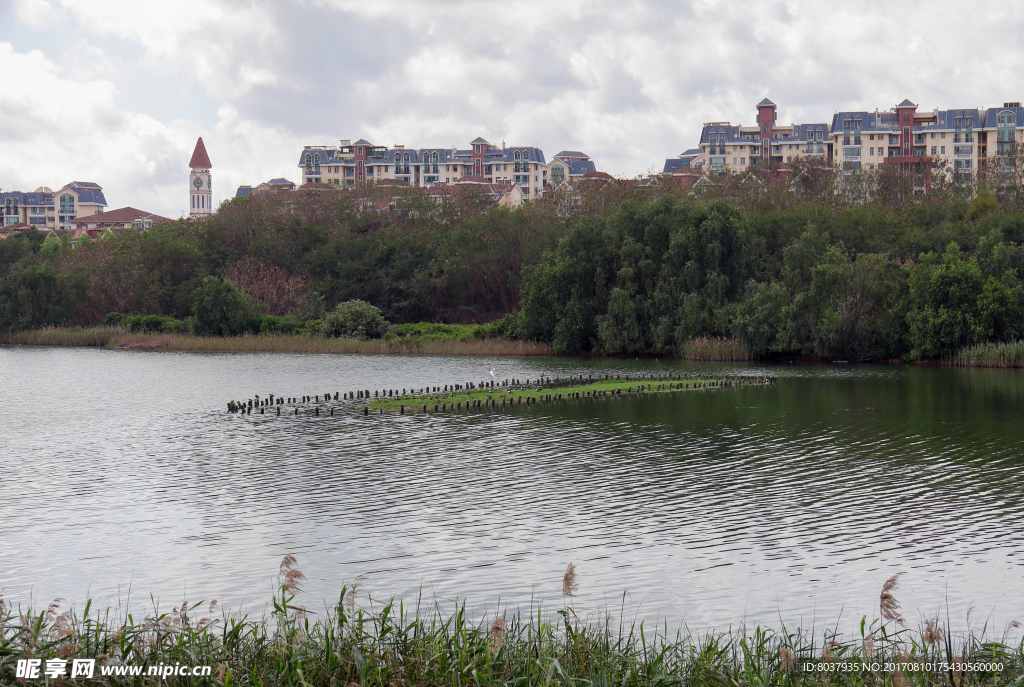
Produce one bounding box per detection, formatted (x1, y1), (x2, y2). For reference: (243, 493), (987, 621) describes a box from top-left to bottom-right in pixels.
(1, 347), (1023, 633)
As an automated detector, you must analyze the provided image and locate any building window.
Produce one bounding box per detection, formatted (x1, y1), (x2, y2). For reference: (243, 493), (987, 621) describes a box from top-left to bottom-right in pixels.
(931, 146), (937, 155)
(740, 157), (746, 165)
(997, 111), (1017, 155)
(869, 148), (874, 156)
(954, 117), (973, 143)
(60, 193), (75, 215)
(843, 119), (862, 146)
(551, 165), (564, 185)
(941, 146), (946, 154)
(708, 132), (727, 155)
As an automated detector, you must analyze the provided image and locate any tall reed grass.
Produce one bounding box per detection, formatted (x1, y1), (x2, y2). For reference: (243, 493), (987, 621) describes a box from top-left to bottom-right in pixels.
(954, 341), (1024, 368)
(1, 328), (552, 357)
(2, 326), (123, 347)
(2, 561), (1019, 686)
(682, 336), (751, 362)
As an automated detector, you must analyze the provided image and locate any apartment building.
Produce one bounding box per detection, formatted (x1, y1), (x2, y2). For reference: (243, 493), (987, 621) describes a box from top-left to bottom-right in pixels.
(545, 151), (597, 189)
(1, 182), (107, 231)
(832, 99), (1024, 181)
(298, 137), (548, 198)
(695, 99), (830, 173)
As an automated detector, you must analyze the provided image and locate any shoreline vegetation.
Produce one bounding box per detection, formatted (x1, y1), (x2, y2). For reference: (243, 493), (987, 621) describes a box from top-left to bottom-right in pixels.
(0, 326), (554, 357)
(4, 170), (1024, 368)
(4, 327), (1024, 368)
(2, 558), (1020, 686)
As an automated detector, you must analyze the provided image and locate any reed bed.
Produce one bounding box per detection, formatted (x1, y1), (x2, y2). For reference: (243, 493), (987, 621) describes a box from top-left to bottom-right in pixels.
(2, 326), (123, 347)
(682, 336), (751, 362)
(1, 328), (553, 357)
(953, 341), (1024, 368)
(2, 561), (1020, 686)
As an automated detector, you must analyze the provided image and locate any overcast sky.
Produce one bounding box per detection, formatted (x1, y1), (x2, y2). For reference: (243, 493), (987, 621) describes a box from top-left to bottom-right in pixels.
(1, 0), (1022, 219)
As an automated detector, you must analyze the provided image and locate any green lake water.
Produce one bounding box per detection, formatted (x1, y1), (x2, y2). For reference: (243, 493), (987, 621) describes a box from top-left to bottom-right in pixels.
(1, 347), (1022, 635)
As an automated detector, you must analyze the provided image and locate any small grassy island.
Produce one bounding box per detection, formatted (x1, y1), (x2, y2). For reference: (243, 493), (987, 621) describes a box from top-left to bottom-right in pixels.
(226, 373), (777, 415)
(366, 373), (775, 413)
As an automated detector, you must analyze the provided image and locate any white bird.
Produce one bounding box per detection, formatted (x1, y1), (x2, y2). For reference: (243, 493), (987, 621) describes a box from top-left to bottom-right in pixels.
(489, 369), (495, 377)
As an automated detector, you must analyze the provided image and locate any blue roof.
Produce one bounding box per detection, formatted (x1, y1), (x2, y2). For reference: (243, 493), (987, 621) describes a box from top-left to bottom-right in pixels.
(554, 150), (589, 159)
(235, 186), (254, 198)
(1, 191), (53, 206)
(831, 108), (983, 132)
(897, 99), (917, 108)
(267, 178), (293, 186)
(298, 143), (547, 168)
(563, 159), (596, 175)
(663, 158), (693, 173)
(983, 105), (1024, 127)
(700, 120), (827, 144)
(757, 98), (776, 107)
(73, 189), (107, 205)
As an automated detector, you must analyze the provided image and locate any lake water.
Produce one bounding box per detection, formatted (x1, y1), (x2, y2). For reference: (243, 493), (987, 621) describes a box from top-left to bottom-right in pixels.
(1, 346), (1022, 637)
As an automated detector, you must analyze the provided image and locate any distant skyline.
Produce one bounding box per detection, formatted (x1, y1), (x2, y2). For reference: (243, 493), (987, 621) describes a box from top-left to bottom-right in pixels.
(2, 0), (1022, 219)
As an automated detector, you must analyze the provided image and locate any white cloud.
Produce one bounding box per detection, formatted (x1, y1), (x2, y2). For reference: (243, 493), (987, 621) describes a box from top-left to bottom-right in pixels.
(3, 0), (1024, 211)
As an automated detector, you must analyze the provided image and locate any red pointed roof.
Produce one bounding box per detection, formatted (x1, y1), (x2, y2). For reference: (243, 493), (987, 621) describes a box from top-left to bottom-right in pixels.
(189, 137), (212, 168)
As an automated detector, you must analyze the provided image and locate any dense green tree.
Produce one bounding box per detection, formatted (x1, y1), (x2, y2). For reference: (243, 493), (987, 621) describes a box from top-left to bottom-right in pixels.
(190, 276), (257, 336)
(0, 258), (84, 331)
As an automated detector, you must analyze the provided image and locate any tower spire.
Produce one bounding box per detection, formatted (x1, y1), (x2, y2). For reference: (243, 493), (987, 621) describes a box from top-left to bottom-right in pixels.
(189, 137), (212, 218)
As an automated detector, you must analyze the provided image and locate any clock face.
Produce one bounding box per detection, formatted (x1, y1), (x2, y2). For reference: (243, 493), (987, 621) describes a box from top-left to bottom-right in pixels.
(193, 176), (204, 189)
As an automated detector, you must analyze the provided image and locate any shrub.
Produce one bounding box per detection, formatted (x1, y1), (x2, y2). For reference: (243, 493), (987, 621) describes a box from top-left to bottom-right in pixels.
(318, 300), (387, 339)
(103, 312), (128, 327)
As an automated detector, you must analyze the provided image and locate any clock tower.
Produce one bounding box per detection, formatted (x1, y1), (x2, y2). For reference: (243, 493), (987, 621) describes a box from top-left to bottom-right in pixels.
(189, 136), (213, 218)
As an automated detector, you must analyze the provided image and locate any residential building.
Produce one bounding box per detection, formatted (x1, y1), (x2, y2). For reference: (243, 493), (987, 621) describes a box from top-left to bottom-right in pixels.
(235, 178), (297, 198)
(189, 137), (213, 217)
(427, 179), (526, 207)
(0, 222), (37, 239)
(69, 206), (171, 233)
(1, 182), (107, 230)
(298, 137), (548, 198)
(831, 99), (1024, 184)
(695, 99), (830, 174)
(545, 151), (597, 189)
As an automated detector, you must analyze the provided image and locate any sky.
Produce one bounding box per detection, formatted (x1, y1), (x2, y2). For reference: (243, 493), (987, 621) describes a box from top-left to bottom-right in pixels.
(1, 0), (1023, 219)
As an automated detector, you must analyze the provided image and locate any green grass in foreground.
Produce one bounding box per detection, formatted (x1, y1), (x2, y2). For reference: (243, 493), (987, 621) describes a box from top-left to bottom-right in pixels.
(366, 374), (769, 412)
(2, 559), (1020, 686)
